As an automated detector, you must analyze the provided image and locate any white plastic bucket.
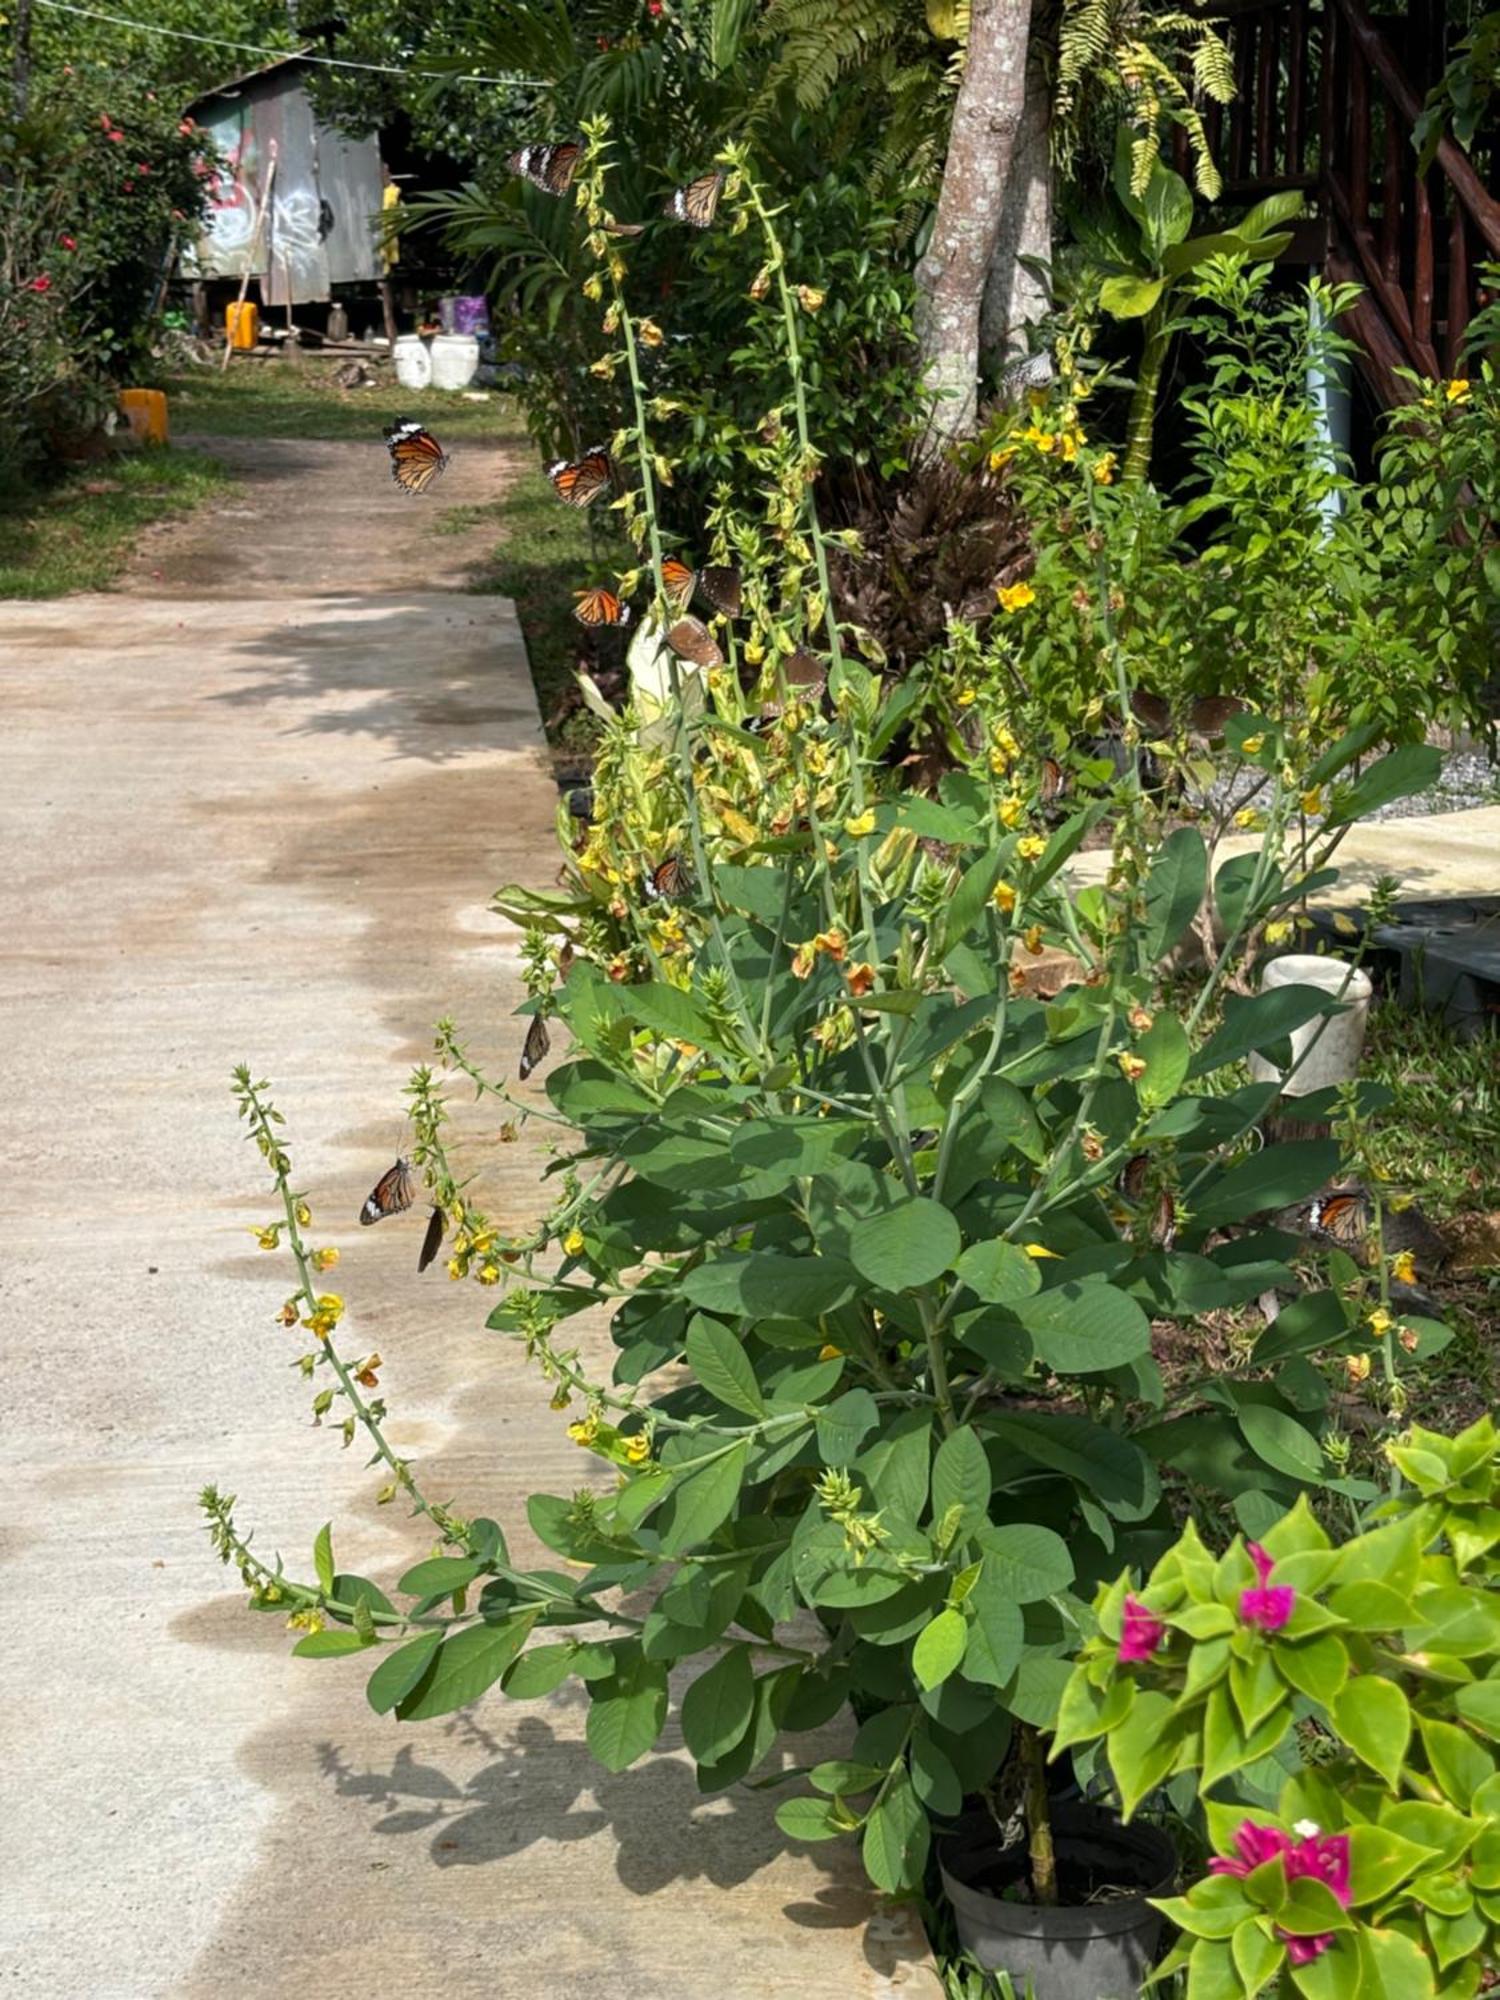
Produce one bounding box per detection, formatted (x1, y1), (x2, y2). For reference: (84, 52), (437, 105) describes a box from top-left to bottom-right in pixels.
(1248, 952), (1373, 1097)
(430, 333), (480, 390)
(393, 335), (431, 392)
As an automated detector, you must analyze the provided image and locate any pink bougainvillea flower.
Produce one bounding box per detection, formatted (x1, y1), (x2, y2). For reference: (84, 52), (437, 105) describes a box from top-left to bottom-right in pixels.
(1117, 1593), (1167, 1663)
(28, 274), (51, 293)
(1210, 1820), (1350, 1965)
(1240, 1541), (1296, 1633)
(59, 234), (77, 251)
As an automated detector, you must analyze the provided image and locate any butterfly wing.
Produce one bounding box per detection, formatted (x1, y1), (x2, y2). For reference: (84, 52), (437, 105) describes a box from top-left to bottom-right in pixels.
(417, 1204), (446, 1275)
(548, 447), (612, 507)
(1130, 689), (1172, 736)
(698, 565), (742, 617)
(663, 171), (724, 228)
(384, 421), (448, 496)
(508, 142), (581, 195)
(1188, 695), (1244, 738)
(667, 616), (724, 669)
(644, 854), (692, 902)
(359, 1156), (416, 1225)
(573, 586), (631, 627)
(660, 557), (697, 611)
(784, 647), (827, 700)
(519, 1012), (551, 1081)
(1311, 1189), (1369, 1244)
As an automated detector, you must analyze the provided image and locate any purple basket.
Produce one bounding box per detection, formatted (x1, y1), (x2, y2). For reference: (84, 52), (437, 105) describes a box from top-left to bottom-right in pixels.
(450, 295), (490, 337)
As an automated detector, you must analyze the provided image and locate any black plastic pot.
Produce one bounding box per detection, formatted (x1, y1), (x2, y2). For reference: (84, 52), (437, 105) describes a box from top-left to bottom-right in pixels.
(938, 1802), (1177, 2000)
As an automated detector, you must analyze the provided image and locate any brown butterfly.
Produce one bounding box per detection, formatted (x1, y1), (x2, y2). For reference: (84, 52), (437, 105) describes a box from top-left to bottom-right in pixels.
(519, 1013), (551, 1082)
(604, 221), (646, 238)
(1118, 1152), (1176, 1247)
(784, 647), (828, 700)
(417, 1205), (446, 1275)
(643, 854), (693, 901)
(507, 141), (582, 196)
(698, 565), (742, 617)
(663, 171), (724, 229)
(1131, 690), (1244, 738)
(667, 616), (724, 669)
(383, 421), (448, 496)
(573, 585), (632, 627)
(548, 447), (613, 507)
(360, 1156), (416, 1225)
(660, 556), (697, 610)
(1038, 756), (1067, 807)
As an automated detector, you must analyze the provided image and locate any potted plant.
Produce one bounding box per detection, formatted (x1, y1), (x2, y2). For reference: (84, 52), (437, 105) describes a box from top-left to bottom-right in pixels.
(1060, 1414), (1500, 1997)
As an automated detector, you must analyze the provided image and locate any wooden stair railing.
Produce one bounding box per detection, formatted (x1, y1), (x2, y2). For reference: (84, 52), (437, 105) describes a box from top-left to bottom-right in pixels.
(1180, 0), (1500, 405)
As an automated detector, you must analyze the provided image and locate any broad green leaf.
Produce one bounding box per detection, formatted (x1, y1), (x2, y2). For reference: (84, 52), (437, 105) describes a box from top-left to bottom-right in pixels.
(293, 1628), (372, 1658)
(953, 1237), (1040, 1305)
(1345, 1823), (1441, 1906)
(1357, 1924), (1437, 2000)
(984, 1411), (1159, 1520)
(685, 1314), (766, 1417)
(1133, 1015), (1191, 1109)
(313, 1522), (335, 1596)
(657, 1441), (749, 1557)
(680, 1646), (755, 1766)
(1326, 745), (1442, 828)
(396, 1611), (540, 1720)
(848, 1197), (961, 1292)
(1143, 827), (1207, 960)
(1193, 1142), (1343, 1229)
(502, 1643), (578, 1700)
(1419, 1715), (1496, 1810)
(398, 1556), (484, 1599)
(682, 1252), (854, 1319)
(1186, 1934), (1248, 1999)
(1014, 1281), (1152, 1375)
(1332, 1676), (1411, 1788)
(1232, 1916), (1283, 1991)
(855, 1409), (932, 1520)
(1100, 271), (1169, 318)
(913, 1607), (968, 1691)
(963, 1578), (1024, 1689)
(815, 1387), (879, 1466)
(1105, 1687), (1179, 1817)
(586, 1655), (669, 1772)
(1253, 1291), (1351, 1366)
(1274, 1633), (1348, 1708)
(931, 1426), (992, 1539)
(366, 1628), (444, 1713)
(1238, 1404), (1326, 1483)
(1193, 985), (1342, 1079)
(1454, 1680), (1500, 1741)
(775, 1795), (846, 1841)
(1005, 1654), (1074, 1728)
(974, 1523), (1074, 1602)
(861, 1770), (930, 1892)
(808, 1759), (885, 1795)
(908, 1726), (963, 1814)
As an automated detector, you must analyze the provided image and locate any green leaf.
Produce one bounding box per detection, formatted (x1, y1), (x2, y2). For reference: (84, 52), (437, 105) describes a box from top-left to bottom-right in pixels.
(1100, 271), (1169, 319)
(913, 1607), (969, 1691)
(1253, 1291), (1351, 1366)
(1326, 745), (1443, 828)
(1193, 1142), (1343, 1229)
(1186, 1934), (1249, 1999)
(1106, 1688), (1179, 1817)
(502, 1643), (578, 1700)
(587, 1655), (669, 1772)
(1357, 1924), (1436, 2000)
(1345, 1823), (1440, 1906)
(1143, 827), (1207, 960)
(984, 1411), (1158, 1520)
(682, 1252), (854, 1319)
(396, 1611), (540, 1720)
(1238, 1404), (1326, 1483)
(313, 1522), (335, 1596)
(366, 1628), (444, 1714)
(1419, 1716), (1496, 1810)
(862, 1770), (930, 1892)
(293, 1628), (372, 1658)
(657, 1441), (749, 1556)
(1193, 986), (1342, 1078)
(974, 1523), (1074, 1603)
(680, 1646), (756, 1766)
(775, 1795), (846, 1842)
(931, 1427), (992, 1540)
(1232, 1916), (1284, 1991)
(685, 1314), (766, 1417)
(1134, 1015), (1191, 1109)
(397, 1555), (484, 1599)
(1014, 1281), (1153, 1375)
(1332, 1676), (1411, 1788)
(848, 1197), (961, 1293)
(953, 1237), (1041, 1305)
(1274, 1633), (1348, 1707)
(815, 1387), (879, 1466)
(808, 1759), (886, 1795)
(1454, 1680), (1500, 1741)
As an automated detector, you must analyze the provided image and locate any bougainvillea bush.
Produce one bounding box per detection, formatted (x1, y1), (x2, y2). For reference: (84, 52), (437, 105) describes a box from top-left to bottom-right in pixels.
(1061, 1418), (1500, 1997)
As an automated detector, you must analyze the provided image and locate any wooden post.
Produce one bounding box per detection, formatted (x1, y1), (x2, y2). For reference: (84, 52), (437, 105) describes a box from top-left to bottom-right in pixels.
(378, 276), (398, 345)
(221, 140), (277, 372)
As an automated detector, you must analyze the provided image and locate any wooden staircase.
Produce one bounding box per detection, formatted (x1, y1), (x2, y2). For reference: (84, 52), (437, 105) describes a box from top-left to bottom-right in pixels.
(1176, 0), (1500, 405)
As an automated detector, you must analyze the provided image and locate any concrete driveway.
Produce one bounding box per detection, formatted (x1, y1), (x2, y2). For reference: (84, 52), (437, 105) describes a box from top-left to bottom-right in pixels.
(0, 437), (934, 1998)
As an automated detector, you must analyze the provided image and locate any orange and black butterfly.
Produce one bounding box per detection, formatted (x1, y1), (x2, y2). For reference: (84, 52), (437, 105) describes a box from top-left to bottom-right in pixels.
(573, 585), (632, 628)
(644, 853), (693, 902)
(660, 557), (698, 611)
(383, 421), (449, 496)
(519, 1013), (551, 1082)
(360, 1156), (416, 1225)
(663, 171), (724, 229)
(548, 446), (613, 508)
(1038, 757), (1067, 807)
(667, 616), (724, 669)
(507, 141), (582, 196)
(417, 1205), (446, 1275)
(1309, 1187), (1370, 1246)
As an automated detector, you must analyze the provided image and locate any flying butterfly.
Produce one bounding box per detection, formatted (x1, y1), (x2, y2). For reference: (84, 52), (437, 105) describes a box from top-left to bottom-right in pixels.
(660, 556), (698, 611)
(360, 1156), (416, 1226)
(698, 564), (742, 618)
(506, 141), (582, 196)
(417, 1205), (446, 1275)
(643, 853), (693, 902)
(573, 585), (632, 628)
(662, 170), (724, 229)
(519, 1012), (551, 1083)
(667, 616), (724, 669)
(1308, 1187), (1370, 1246)
(383, 420), (449, 497)
(548, 446), (613, 508)
(604, 220), (646, 239)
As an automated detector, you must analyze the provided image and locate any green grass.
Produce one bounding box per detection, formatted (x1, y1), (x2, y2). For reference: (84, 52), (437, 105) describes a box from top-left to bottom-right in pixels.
(0, 448), (233, 598)
(163, 362), (519, 442)
(1362, 1001), (1500, 1216)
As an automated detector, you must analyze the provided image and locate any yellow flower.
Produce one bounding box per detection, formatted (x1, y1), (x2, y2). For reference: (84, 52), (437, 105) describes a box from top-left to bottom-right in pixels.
(1234, 807), (1265, 831)
(1057, 429), (1080, 462)
(1333, 912), (1359, 937)
(563, 1227), (586, 1256)
(997, 582), (1036, 614)
(791, 941), (817, 980)
(797, 286), (825, 313)
(1368, 1306), (1395, 1339)
(623, 1432), (652, 1463)
(276, 1299), (300, 1327)
(1446, 378), (1471, 403)
(1017, 834), (1047, 861)
(989, 446), (1017, 473)
(589, 355), (617, 380)
(844, 961), (876, 998)
(295, 1201), (312, 1226)
(1239, 733), (1265, 755)
(252, 1226), (280, 1251)
(1390, 1249), (1417, 1285)
(567, 1419), (598, 1447)
(1265, 920), (1293, 945)
(956, 687), (977, 707)
(1022, 425), (1056, 453)
(1092, 453), (1116, 485)
(637, 318), (664, 348)
(1344, 1351), (1372, 1384)
(998, 795), (1025, 828)
(311, 1246), (340, 1272)
(549, 1384), (572, 1411)
(1128, 1006), (1154, 1033)
(818, 1344), (844, 1360)
(1117, 1052), (1148, 1082)
(1024, 1243), (1059, 1260)
(1023, 924), (1045, 956)
(315, 1293), (344, 1319)
(991, 881), (1018, 915)
(446, 1257), (465, 1280)
(1300, 788), (1324, 816)
(844, 809), (876, 838)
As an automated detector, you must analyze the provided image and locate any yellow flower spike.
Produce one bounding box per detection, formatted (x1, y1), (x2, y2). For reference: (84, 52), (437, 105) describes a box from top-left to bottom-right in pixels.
(997, 582), (1036, 614)
(567, 1421), (594, 1446)
(562, 1226), (585, 1257)
(998, 796), (1025, 828)
(311, 1247), (339, 1272)
(637, 318), (664, 349)
(1117, 1052), (1148, 1082)
(1390, 1249), (1417, 1285)
(1446, 378), (1471, 403)
(315, 1293), (344, 1319)
(1024, 1243), (1060, 1260)
(844, 809), (876, 838)
(623, 1433), (652, 1464)
(796, 286), (825, 313)
(1092, 453), (1116, 485)
(991, 881), (1018, 915)
(956, 687), (977, 708)
(1017, 834), (1047, 861)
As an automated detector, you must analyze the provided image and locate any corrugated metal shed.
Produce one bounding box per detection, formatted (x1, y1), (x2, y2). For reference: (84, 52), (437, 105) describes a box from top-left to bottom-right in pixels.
(181, 55), (384, 303)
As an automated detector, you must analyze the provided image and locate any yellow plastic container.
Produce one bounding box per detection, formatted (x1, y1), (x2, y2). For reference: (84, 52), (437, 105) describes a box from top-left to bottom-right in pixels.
(225, 300), (259, 350)
(118, 387), (169, 445)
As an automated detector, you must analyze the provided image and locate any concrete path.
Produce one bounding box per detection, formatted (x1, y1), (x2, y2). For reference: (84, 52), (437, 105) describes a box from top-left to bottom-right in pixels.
(0, 439), (935, 1999)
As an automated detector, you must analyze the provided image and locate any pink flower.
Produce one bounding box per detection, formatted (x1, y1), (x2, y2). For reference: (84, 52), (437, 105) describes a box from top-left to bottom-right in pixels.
(647, 0), (663, 12)
(108, 132), (125, 144)
(137, 163), (151, 174)
(178, 118), (195, 135)
(28, 274), (51, 293)
(1240, 1541), (1296, 1633)
(1210, 1820), (1349, 1965)
(59, 234), (77, 251)
(1118, 1593), (1166, 1663)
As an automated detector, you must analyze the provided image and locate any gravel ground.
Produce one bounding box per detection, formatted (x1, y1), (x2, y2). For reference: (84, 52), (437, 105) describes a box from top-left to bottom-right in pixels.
(1201, 739), (1499, 823)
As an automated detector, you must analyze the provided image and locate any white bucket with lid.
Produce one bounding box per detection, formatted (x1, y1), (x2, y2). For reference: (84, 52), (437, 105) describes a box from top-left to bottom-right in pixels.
(1248, 952), (1373, 1096)
(430, 333), (480, 390)
(393, 334), (431, 392)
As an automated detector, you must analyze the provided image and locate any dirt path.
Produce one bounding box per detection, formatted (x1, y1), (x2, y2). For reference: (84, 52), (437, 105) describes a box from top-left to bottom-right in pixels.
(0, 435), (933, 1998)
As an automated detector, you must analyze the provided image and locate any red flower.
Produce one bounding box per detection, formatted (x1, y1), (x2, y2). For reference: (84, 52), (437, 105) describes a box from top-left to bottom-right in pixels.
(59, 234), (77, 251)
(123, 180), (135, 191)
(137, 163), (151, 174)
(108, 132), (125, 143)
(597, 33), (611, 47)
(648, 0), (663, 12)
(28, 274), (52, 293)
(178, 118), (195, 135)
(99, 113), (111, 130)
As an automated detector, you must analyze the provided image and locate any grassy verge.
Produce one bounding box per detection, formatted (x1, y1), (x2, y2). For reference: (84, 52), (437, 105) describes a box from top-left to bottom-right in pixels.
(163, 361), (519, 442)
(0, 448), (232, 598)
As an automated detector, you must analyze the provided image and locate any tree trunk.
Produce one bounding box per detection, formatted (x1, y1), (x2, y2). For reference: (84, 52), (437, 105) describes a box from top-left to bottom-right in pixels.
(980, 0), (1055, 391)
(915, 0), (1035, 452)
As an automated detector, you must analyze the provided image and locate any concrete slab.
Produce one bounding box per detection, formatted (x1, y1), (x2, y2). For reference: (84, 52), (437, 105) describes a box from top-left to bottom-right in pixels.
(0, 584), (936, 1998)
